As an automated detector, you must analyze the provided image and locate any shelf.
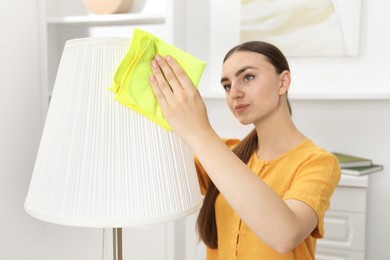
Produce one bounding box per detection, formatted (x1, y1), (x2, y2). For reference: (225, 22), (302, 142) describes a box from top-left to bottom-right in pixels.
(338, 174), (369, 188)
(38, 0), (181, 122)
(202, 91), (390, 101)
(47, 13), (166, 26)
(288, 92), (390, 101)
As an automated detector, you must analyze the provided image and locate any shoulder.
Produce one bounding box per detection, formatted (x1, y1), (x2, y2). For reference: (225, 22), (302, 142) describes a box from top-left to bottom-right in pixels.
(281, 140), (341, 191)
(290, 139), (339, 167)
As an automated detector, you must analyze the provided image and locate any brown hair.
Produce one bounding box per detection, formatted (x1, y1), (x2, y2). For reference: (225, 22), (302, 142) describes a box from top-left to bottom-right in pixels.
(196, 41), (291, 249)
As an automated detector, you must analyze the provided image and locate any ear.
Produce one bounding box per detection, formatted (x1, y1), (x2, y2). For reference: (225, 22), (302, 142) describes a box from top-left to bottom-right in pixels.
(278, 70), (290, 95)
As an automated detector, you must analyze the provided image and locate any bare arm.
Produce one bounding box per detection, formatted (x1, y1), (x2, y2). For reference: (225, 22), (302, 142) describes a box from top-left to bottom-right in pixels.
(149, 55), (317, 253)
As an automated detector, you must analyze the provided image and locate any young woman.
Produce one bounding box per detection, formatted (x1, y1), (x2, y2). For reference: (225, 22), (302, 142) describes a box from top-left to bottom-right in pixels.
(149, 41), (340, 259)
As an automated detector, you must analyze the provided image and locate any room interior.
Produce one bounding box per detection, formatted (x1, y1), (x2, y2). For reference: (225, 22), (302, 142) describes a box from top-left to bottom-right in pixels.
(1, 0), (389, 259)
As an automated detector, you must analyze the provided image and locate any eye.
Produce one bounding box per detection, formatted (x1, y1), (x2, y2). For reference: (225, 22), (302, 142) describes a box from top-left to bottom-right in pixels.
(222, 84), (231, 92)
(244, 74), (254, 82)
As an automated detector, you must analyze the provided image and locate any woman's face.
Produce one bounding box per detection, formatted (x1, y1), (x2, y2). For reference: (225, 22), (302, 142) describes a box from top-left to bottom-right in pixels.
(220, 51), (288, 126)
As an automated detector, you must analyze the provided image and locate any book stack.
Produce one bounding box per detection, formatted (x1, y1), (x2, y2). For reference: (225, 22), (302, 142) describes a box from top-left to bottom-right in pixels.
(332, 152), (383, 176)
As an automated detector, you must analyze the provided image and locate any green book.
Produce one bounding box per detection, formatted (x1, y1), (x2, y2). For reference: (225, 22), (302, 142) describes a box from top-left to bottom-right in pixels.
(332, 152), (372, 168)
(341, 164), (383, 176)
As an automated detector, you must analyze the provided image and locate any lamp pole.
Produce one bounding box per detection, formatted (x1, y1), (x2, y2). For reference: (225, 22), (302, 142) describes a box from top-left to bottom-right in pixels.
(113, 228), (123, 260)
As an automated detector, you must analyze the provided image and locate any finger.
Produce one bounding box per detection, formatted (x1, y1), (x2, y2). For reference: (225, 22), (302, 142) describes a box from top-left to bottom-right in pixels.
(165, 55), (196, 90)
(154, 55), (183, 93)
(149, 74), (169, 111)
(151, 59), (176, 105)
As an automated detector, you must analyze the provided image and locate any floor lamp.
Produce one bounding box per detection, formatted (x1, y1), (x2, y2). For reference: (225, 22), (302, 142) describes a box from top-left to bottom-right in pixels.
(24, 37), (203, 259)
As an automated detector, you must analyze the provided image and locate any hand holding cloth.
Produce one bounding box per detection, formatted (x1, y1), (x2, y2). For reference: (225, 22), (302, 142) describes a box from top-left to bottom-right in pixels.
(110, 28), (206, 130)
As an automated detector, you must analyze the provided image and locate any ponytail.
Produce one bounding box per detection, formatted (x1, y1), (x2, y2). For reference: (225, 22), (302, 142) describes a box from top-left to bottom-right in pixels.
(196, 129), (258, 248)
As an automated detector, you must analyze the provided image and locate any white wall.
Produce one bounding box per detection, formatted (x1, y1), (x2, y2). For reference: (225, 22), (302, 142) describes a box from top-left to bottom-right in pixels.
(0, 1), (44, 259)
(1, 0), (389, 259)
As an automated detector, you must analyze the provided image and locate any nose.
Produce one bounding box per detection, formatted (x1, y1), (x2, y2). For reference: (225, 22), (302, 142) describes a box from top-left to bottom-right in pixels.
(229, 83), (244, 99)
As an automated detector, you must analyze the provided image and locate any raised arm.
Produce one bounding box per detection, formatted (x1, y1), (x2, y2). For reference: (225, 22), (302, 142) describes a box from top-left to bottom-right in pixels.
(149, 55), (318, 253)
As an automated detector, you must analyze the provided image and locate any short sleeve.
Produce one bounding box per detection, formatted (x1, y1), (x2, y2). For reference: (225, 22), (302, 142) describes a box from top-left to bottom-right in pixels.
(283, 152), (341, 238)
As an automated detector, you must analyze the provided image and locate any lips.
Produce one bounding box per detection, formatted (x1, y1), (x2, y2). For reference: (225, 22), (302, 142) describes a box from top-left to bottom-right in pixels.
(235, 104), (250, 113)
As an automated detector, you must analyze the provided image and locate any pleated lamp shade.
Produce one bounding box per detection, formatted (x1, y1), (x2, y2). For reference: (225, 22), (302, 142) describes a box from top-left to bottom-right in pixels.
(24, 38), (202, 228)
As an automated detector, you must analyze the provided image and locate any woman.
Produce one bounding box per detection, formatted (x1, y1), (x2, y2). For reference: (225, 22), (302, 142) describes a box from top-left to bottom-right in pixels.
(149, 41), (340, 259)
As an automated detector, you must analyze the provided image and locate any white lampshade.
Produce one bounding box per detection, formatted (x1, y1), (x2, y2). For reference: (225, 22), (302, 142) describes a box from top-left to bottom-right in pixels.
(25, 38), (202, 228)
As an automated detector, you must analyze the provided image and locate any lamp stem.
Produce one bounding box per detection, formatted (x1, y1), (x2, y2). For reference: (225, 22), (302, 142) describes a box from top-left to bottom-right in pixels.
(113, 228), (123, 260)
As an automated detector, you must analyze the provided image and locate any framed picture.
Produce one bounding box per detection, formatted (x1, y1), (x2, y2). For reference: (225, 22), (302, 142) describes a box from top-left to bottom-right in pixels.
(205, 0), (364, 98)
(240, 0), (362, 57)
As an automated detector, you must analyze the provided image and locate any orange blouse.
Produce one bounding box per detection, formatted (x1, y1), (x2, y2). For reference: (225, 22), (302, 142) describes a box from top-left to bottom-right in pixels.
(196, 139), (340, 260)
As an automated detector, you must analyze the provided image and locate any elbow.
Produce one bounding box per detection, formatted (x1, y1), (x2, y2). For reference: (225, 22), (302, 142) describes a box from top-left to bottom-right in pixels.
(268, 232), (302, 254)
(273, 243), (295, 255)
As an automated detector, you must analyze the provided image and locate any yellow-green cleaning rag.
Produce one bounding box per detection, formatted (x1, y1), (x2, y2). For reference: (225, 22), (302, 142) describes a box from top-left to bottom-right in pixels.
(110, 28), (206, 131)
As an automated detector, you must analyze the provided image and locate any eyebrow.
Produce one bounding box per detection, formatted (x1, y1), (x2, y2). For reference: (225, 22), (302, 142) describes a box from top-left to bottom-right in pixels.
(220, 66), (257, 83)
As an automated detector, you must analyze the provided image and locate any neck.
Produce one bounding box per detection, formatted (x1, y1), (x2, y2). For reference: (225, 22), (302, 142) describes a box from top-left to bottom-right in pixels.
(254, 115), (306, 162)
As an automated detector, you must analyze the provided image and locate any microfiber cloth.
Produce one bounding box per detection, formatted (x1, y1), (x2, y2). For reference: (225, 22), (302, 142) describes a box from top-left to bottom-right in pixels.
(110, 28), (206, 131)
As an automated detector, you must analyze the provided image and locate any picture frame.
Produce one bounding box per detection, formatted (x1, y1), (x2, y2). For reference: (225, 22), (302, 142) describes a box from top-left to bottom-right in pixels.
(204, 0), (366, 99)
